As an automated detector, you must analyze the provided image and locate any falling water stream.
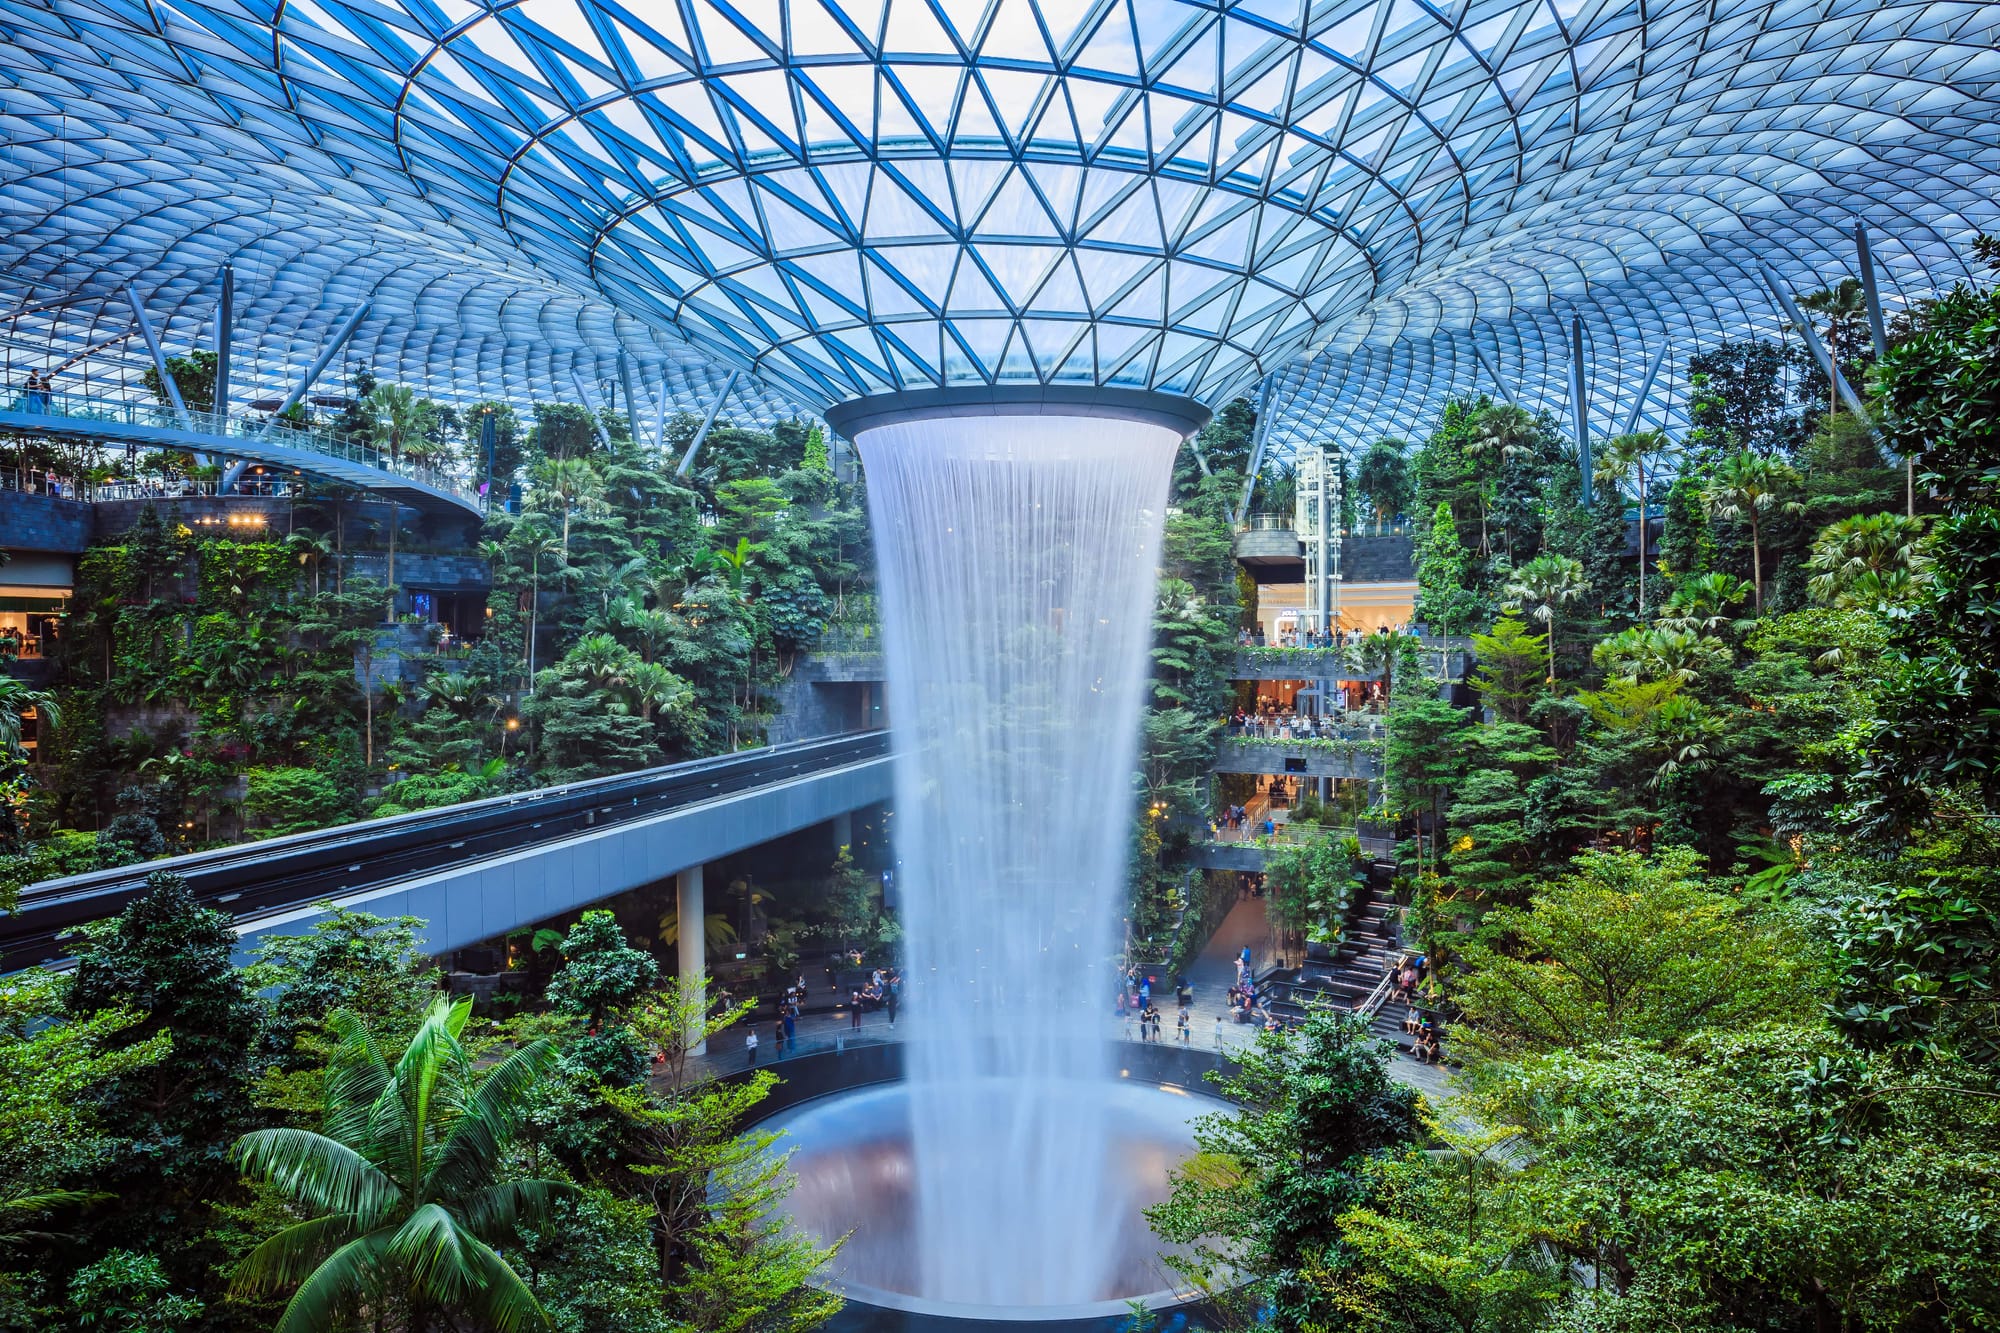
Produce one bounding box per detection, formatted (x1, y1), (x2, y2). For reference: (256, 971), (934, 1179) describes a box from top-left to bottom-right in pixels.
(855, 414), (1179, 1306)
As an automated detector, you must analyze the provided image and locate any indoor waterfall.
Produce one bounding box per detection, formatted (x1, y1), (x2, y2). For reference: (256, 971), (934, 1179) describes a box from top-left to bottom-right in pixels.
(856, 414), (1179, 1306)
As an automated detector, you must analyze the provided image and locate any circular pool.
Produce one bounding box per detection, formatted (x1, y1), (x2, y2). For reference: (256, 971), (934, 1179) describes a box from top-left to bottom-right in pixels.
(758, 1075), (1224, 1325)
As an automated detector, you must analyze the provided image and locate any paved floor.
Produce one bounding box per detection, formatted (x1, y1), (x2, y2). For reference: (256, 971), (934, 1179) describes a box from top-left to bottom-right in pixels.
(688, 895), (1456, 1104)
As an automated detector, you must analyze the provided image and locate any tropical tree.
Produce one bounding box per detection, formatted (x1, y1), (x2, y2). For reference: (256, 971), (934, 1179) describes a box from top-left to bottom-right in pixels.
(1798, 275), (1870, 412)
(230, 995), (568, 1333)
(285, 529), (337, 597)
(1501, 554), (1587, 681)
(1656, 571), (1754, 635)
(1465, 404), (1539, 553)
(535, 456), (603, 558)
(364, 384), (439, 618)
(1704, 449), (1801, 609)
(0, 676), (57, 758)
(1353, 437), (1413, 532)
(1593, 428), (1670, 615)
(1805, 512), (1929, 607)
(517, 522), (564, 688)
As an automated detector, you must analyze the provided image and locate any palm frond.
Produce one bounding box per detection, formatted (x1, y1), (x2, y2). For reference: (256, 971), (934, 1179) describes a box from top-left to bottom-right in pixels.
(458, 1179), (574, 1240)
(391, 996), (474, 1181)
(270, 1232), (391, 1333)
(233, 1129), (401, 1221)
(386, 1202), (476, 1306)
(461, 1232), (555, 1333)
(230, 1212), (366, 1296)
(322, 1007), (392, 1144)
(427, 1038), (561, 1200)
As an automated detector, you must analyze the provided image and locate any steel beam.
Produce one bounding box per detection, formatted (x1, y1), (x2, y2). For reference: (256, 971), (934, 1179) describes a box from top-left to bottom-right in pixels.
(124, 285), (190, 429)
(1623, 339), (1671, 436)
(1569, 316), (1592, 508)
(213, 264), (233, 425)
(567, 366), (615, 449)
(676, 370), (738, 478)
(263, 303), (370, 438)
(1235, 372), (1279, 525)
(618, 352), (641, 446)
(1470, 339), (1517, 407)
(1854, 223), (1891, 359)
(651, 377), (671, 454)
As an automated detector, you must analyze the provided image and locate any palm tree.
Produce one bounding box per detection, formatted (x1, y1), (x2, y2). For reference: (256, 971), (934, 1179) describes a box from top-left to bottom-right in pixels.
(625, 660), (691, 724)
(1502, 554), (1588, 681)
(534, 457), (602, 558)
(1704, 451), (1801, 609)
(516, 523), (563, 692)
(1352, 437), (1412, 534)
(230, 996), (566, 1333)
(1798, 277), (1869, 413)
(1806, 512), (1928, 606)
(1465, 404), (1538, 554)
(365, 385), (438, 621)
(1593, 429), (1670, 616)
(285, 529), (337, 597)
(0, 677), (58, 757)
(1657, 571), (1754, 636)
(565, 633), (636, 691)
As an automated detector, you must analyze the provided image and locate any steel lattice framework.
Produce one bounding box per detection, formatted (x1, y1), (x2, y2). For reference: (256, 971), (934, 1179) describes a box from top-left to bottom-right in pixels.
(4, 0), (1998, 452)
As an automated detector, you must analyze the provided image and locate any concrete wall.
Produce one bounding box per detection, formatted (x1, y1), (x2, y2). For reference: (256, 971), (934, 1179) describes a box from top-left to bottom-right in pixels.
(344, 551), (492, 590)
(0, 488), (91, 554)
(234, 753), (896, 960)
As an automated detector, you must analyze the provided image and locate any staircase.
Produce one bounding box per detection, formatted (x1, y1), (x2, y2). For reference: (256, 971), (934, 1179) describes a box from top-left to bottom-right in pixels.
(1256, 867), (1421, 1052)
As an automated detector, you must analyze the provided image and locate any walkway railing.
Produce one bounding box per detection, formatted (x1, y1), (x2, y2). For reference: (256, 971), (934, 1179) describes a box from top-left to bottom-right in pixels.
(3, 388), (479, 504)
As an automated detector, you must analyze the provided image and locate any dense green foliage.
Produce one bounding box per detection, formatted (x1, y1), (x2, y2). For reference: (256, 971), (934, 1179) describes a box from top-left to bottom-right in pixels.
(1184, 237), (2000, 1333)
(2, 890), (839, 1333)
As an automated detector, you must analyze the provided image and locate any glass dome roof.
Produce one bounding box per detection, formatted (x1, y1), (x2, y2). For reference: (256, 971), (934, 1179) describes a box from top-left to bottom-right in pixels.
(4, 0), (1998, 445)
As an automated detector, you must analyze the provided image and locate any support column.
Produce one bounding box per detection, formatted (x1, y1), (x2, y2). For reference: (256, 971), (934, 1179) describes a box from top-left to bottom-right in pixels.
(833, 810), (853, 854)
(213, 264), (234, 426)
(676, 864), (706, 1055)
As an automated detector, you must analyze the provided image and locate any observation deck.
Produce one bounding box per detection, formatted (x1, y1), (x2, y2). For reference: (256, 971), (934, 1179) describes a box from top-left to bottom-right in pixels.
(0, 390), (482, 517)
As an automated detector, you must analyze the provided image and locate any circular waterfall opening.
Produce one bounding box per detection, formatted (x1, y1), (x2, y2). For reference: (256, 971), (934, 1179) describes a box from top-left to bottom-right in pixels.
(762, 1077), (1220, 1320)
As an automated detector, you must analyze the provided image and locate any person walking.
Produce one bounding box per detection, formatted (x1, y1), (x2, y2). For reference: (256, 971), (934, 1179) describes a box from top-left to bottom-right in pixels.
(783, 1006), (797, 1048)
(745, 1027), (759, 1067)
(1176, 1009), (1190, 1044)
(885, 985), (898, 1027)
(772, 1020), (786, 1058)
(1213, 1014), (1225, 1051)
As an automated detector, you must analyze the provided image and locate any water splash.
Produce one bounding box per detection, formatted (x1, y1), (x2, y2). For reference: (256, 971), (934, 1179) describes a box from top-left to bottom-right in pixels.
(857, 414), (1177, 1306)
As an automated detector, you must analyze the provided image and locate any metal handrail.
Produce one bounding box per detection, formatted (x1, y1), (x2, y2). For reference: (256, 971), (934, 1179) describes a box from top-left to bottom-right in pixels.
(1356, 949), (1418, 1021)
(4, 389), (479, 502)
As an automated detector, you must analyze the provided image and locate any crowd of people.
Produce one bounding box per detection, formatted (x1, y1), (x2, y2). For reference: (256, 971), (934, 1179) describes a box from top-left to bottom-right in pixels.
(1116, 967), (1196, 1045)
(1225, 705), (1384, 740)
(1238, 623), (1421, 649)
(745, 968), (902, 1065)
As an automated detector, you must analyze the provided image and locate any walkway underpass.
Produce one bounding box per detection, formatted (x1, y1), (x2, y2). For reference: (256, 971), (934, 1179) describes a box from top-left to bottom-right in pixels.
(1, 731), (891, 972)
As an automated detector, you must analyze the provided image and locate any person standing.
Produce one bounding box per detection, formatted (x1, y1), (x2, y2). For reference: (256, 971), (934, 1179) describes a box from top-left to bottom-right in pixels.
(850, 995), (864, 1032)
(885, 985), (898, 1027)
(782, 1005), (796, 1048)
(1176, 1009), (1190, 1044)
(745, 1027), (759, 1067)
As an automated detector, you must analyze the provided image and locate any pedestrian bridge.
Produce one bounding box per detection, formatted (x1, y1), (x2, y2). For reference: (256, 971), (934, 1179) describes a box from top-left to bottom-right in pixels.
(1, 732), (892, 969)
(0, 389), (481, 517)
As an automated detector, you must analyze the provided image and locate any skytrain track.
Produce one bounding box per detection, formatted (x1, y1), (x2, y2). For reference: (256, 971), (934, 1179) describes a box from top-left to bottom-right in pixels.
(2, 731), (890, 972)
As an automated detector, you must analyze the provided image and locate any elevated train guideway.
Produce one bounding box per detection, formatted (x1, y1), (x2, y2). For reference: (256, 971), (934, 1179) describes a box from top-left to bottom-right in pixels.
(2, 732), (892, 972)
(0, 391), (482, 518)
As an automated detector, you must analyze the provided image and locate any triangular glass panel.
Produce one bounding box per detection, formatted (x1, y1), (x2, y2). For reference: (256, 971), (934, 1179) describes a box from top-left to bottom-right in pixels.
(947, 257), (1009, 313)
